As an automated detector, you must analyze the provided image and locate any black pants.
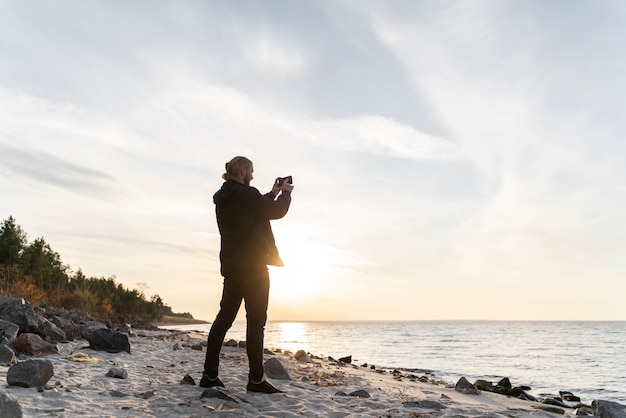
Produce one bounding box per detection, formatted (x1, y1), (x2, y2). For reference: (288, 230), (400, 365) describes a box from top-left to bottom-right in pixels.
(204, 267), (270, 382)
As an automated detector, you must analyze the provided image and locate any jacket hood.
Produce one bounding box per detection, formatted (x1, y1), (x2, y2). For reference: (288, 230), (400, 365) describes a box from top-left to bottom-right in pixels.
(213, 180), (242, 205)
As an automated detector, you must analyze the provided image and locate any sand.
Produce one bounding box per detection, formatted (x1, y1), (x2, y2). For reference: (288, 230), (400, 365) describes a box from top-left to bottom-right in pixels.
(0, 329), (581, 417)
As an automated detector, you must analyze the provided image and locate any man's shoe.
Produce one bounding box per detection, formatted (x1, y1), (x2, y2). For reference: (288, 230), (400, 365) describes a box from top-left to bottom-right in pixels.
(199, 374), (225, 388)
(246, 379), (283, 394)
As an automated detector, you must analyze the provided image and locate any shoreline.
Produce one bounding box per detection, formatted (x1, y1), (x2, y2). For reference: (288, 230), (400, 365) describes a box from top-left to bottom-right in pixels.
(151, 316), (210, 327)
(1, 328), (608, 417)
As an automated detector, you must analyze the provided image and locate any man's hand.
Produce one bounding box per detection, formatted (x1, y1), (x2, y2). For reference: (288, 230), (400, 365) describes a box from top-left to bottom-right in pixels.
(272, 177), (294, 196)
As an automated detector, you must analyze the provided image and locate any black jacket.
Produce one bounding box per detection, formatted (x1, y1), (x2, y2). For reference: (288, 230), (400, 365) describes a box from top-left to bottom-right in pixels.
(213, 180), (291, 277)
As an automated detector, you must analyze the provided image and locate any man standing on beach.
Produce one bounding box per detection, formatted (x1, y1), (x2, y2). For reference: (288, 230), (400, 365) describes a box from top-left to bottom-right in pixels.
(201, 156), (293, 394)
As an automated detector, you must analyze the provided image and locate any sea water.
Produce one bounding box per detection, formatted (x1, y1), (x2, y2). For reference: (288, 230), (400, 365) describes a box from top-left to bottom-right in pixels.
(162, 321), (626, 404)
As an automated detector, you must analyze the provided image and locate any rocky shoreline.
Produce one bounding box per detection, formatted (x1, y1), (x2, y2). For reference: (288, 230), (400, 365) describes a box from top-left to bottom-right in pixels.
(1, 297), (625, 417)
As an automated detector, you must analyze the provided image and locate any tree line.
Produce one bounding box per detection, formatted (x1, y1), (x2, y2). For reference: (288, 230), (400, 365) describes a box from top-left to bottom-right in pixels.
(0, 216), (183, 321)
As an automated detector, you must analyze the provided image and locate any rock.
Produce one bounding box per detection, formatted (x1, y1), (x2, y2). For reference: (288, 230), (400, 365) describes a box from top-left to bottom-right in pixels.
(413, 400), (446, 410)
(592, 400), (626, 418)
(0, 390), (23, 418)
(349, 389), (370, 398)
(173, 342), (184, 350)
(0, 320), (19, 342)
(264, 358), (292, 380)
(497, 377), (512, 389)
(7, 360), (54, 388)
(110, 390), (130, 398)
(12, 333), (58, 356)
(224, 339), (238, 347)
(543, 398), (567, 408)
(334, 391), (348, 396)
(106, 368), (128, 379)
(87, 329), (131, 353)
(200, 388), (238, 403)
(474, 379), (493, 391)
(237, 340), (246, 348)
(0, 300), (40, 334)
(180, 374), (196, 385)
(455, 377), (480, 395)
(51, 316), (74, 329)
(0, 340), (16, 366)
(294, 350), (311, 363)
(83, 321), (108, 332)
(137, 391), (155, 399)
(575, 407), (592, 416)
(191, 344), (203, 351)
(338, 355), (352, 364)
(37, 320), (66, 343)
(560, 391), (581, 403)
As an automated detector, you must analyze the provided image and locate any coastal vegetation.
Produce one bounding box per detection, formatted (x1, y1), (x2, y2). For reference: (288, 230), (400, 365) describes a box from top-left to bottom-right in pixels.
(0, 215), (187, 322)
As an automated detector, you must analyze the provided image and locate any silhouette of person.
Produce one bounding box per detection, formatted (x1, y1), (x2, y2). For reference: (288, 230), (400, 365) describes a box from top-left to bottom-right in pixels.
(201, 156), (293, 393)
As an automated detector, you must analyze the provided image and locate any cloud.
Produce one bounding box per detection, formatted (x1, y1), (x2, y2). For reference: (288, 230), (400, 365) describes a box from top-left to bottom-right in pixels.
(0, 143), (114, 193)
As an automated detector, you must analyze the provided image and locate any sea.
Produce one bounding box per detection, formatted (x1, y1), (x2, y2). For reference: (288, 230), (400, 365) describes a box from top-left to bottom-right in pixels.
(161, 321), (626, 405)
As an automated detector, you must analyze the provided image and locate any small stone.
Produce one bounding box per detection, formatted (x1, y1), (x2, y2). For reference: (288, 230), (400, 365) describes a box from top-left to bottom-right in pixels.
(110, 390), (130, 398)
(294, 350), (311, 363)
(497, 377), (512, 389)
(138, 391), (155, 399)
(173, 342), (184, 350)
(191, 344), (203, 351)
(200, 388), (238, 403)
(180, 375), (196, 385)
(106, 368), (128, 379)
(237, 340), (246, 348)
(338, 355), (352, 364)
(349, 389), (370, 398)
(264, 358), (292, 380)
(224, 339), (238, 347)
(334, 391), (348, 397)
(415, 400), (446, 410)
(455, 377), (480, 395)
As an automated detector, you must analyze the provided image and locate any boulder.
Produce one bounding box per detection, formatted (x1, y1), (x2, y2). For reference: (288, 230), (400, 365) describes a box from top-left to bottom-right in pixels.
(37, 320), (66, 343)
(0, 340), (17, 366)
(51, 316), (74, 329)
(264, 358), (292, 380)
(455, 377), (480, 395)
(87, 329), (131, 353)
(7, 359), (54, 388)
(12, 333), (58, 356)
(0, 320), (19, 342)
(0, 301), (39, 334)
(592, 400), (626, 418)
(83, 321), (107, 332)
(0, 390), (23, 418)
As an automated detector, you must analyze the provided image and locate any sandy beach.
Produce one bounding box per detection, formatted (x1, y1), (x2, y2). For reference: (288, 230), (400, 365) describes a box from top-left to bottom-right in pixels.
(0, 328), (593, 417)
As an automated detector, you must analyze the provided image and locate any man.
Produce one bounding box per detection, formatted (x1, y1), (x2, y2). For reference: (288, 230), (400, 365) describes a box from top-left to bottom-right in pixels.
(201, 156), (293, 394)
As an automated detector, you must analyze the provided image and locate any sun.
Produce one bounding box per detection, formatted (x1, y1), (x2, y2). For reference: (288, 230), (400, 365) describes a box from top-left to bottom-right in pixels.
(268, 229), (337, 303)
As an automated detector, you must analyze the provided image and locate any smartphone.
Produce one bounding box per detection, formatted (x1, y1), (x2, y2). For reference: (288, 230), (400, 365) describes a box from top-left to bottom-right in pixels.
(277, 176), (292, 186)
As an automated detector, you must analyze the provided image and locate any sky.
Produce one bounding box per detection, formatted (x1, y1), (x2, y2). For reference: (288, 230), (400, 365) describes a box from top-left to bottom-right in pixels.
(1, 1), (625, 321)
